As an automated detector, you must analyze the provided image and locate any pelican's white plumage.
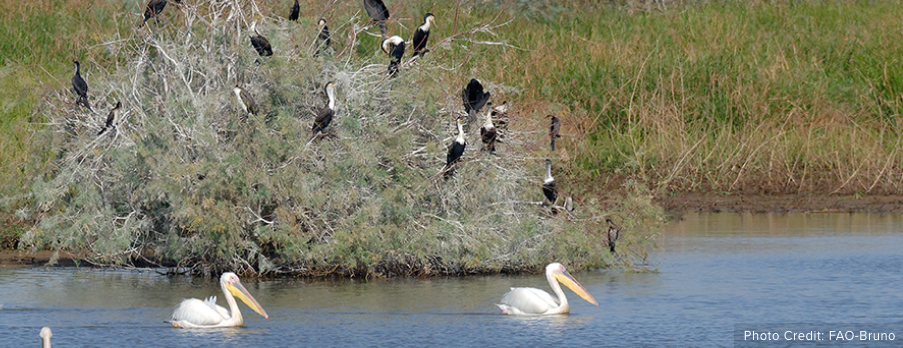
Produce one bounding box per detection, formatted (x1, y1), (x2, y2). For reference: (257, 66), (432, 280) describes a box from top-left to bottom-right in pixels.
(167, 272), (269, 328)
(497, 263), (598, 315)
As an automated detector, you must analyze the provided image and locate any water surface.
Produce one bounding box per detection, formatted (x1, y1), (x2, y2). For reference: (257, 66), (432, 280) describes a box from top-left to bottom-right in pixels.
(2, 213), (901, 346)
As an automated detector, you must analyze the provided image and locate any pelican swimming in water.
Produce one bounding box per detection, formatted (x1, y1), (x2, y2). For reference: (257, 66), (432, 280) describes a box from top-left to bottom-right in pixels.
(167, 272), (269, 328)
(40, 327), (51, 348)
(497, 262), (598, 315)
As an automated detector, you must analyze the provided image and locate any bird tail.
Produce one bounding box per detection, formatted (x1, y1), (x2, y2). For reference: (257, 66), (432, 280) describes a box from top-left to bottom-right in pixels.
(378, 22), (388, 36)
(550, 138), (556, 151)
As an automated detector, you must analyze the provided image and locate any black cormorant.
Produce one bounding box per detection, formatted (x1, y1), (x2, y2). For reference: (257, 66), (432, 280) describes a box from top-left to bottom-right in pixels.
(606, 218), (621, 253)
(381, 35), (405, 76)
(233, 85), (258, 119)
(444, 118), (466, 179)
(462, 78), (490, 124)
(542, 159), (557, 206)
(250, 22), (273, 57)
(411, 13), (435, 58)
(98, 101), (121, 135)
(315, 18), (330, 57)
(139, 0), (168, 28)
(71, 60), (90, 110)
(312, 82), (337, 135)
(362, 0), (390, 35)
(480, 103), (497, 154)
(289, 0), (300, 21)
(548, 115), (561, 151)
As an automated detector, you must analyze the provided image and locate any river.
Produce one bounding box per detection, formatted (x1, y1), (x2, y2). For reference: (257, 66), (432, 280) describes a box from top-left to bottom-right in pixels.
(1, 213), (901, 347)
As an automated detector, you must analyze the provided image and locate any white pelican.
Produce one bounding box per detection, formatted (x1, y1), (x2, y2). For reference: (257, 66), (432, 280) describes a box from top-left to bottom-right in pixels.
(167, 272), (269, 328)
(497, 263), (598, 315)
(40, 327), (51, 348)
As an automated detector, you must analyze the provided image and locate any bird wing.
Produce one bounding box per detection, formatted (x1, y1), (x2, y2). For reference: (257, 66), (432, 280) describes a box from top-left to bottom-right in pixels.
(171, 298), (228, 326)
(240, 89), (258, 115)
(497, 287), (559, 315)
(413, 29), (429, 52)
(313, 108), (333, 133)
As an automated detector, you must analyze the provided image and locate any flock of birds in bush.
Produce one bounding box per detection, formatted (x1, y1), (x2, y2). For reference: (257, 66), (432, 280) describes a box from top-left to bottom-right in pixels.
(68, 0), (620, 248)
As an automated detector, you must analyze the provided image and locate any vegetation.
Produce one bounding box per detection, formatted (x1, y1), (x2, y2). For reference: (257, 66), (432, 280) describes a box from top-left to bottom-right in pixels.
(4, 0), (901, 275)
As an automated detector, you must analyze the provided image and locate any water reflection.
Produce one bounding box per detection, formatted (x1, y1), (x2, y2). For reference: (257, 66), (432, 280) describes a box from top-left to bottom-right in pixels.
(1, 213), (901, 346)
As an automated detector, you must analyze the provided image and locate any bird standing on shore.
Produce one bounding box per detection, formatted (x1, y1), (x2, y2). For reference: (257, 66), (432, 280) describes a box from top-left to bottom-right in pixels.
(548, 115), (561, 151)
(312, 81), (337, 136)
(480, 103), (498, 154)
(462, 79), (490, 125)
(362, 0), (390, 36)
(411, 13), (436, 58)
(542, 159), (557, 206)
(250, 21), (273, 57)
(233, 85), (258, 120)
(98, 102), (121, 135)
(288, 0), (300, 21)
(606, 218), (621, 253)
(315, 18), (331, 57)
(71, 60), (90, 110)
(444, 118), (466, 179)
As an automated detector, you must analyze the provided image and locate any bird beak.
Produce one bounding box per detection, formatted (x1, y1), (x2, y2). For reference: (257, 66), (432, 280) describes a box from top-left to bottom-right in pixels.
(554, 270), (599, 306)
(226, 280), (269, 319)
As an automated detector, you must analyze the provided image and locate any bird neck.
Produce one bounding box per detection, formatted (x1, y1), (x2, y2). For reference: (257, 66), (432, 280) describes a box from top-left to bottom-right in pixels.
(420, 20), (431, 32)
(547, 271), (569, 310)
(455, 122), (465, 143)
(74, 62), (81, 75)
(327, 87), (336, 110)
(544, 164), (553, 183)
(221, 280), (244, 326)
(483, 111), (494, 128)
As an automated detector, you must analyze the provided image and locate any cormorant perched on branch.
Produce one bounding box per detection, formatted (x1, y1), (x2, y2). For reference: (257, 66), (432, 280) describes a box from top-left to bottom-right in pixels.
(542, 159), (557, 207)
(462, 78), (490, 124)
(362, 0), (390, 36)
(312, 82), (337, 135)
(412, 13), (435, 58)
(139, 0), (167, 28)
(315, 18), (330, 57)
(444, 118), (466, 179)
(233, 85), (258, 120)
(98, 102), (121, 135)
(480, 103), (497, 154)
(491, 101), (508, 117)
(71, 60), (90, 110)
(250, 22), (273, 57)
(606, 218), (621, 253)
(289, 0), (300, 21)
(381, 35), (405, 76)
(547, 115), (561, 151)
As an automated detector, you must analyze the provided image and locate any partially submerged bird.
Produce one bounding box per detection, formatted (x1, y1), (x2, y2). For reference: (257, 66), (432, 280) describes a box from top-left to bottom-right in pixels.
(288, 0), (300, 21)
(250, 21), (273, 57)
(606, 218), (621, 253)
(479, 103), (498, 154)
(312, 81), (337, 135)
(497, 262), (598, 315)
(411, 13), (436, 58)
(462, 79), (490, 124)
(167, 272), (269, 328)
(381, 35), (405, 76)
(71, 60), (90, 110)
(98, 101), (121, 135)
(548, 115), (561, 151)
(444, 118), (466, 179)
(362, 0), (390, 35)
(315, 18), (331, 57)
(40, 327), (52, 348)
(542, 159), (557, 207)
(233, 85), (258, 119)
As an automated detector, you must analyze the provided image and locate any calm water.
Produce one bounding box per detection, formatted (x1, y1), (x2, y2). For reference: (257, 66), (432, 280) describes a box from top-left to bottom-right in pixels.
(2, 213), (902, 347)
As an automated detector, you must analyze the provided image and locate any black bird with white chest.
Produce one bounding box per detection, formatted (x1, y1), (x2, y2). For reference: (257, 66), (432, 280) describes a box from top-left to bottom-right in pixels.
(315, 18), (330, 56)
(462, 79), (490, 124)
(542, 159), (557, 207)
(312, 82), (337, 135)
(98, 102), (121, 135)
(412, 13), (435, 58)
(444, 118), (466, 179)
(381, 35), (405, 76)
(233, 85), (258, 119)
(480, 103), (498, 154)
(250, 22), (273, 57)
(71, 60), (90, 110)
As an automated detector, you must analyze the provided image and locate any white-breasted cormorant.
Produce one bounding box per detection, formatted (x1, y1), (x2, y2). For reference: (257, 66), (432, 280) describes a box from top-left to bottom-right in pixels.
(462, 78), (490, 124)
(542, 159), (557, 206)
(362, 0), (390, 36)
(72, 60), (90, 110)
(312, 82), (337, 135)
(381, 35), (405, 76)
(412, 13), (435, 58)
(480, 103), (497, 154)
(315, 18), (330, 57)
(606, 218), (621, 253)
(250, 22), (273, 57)
(98, 101), (121, 135)
(548, 115), (561, 151)
(444, 118), (466, 179)
(289, 0), (300, 21)
(233, 85), (258, 119)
